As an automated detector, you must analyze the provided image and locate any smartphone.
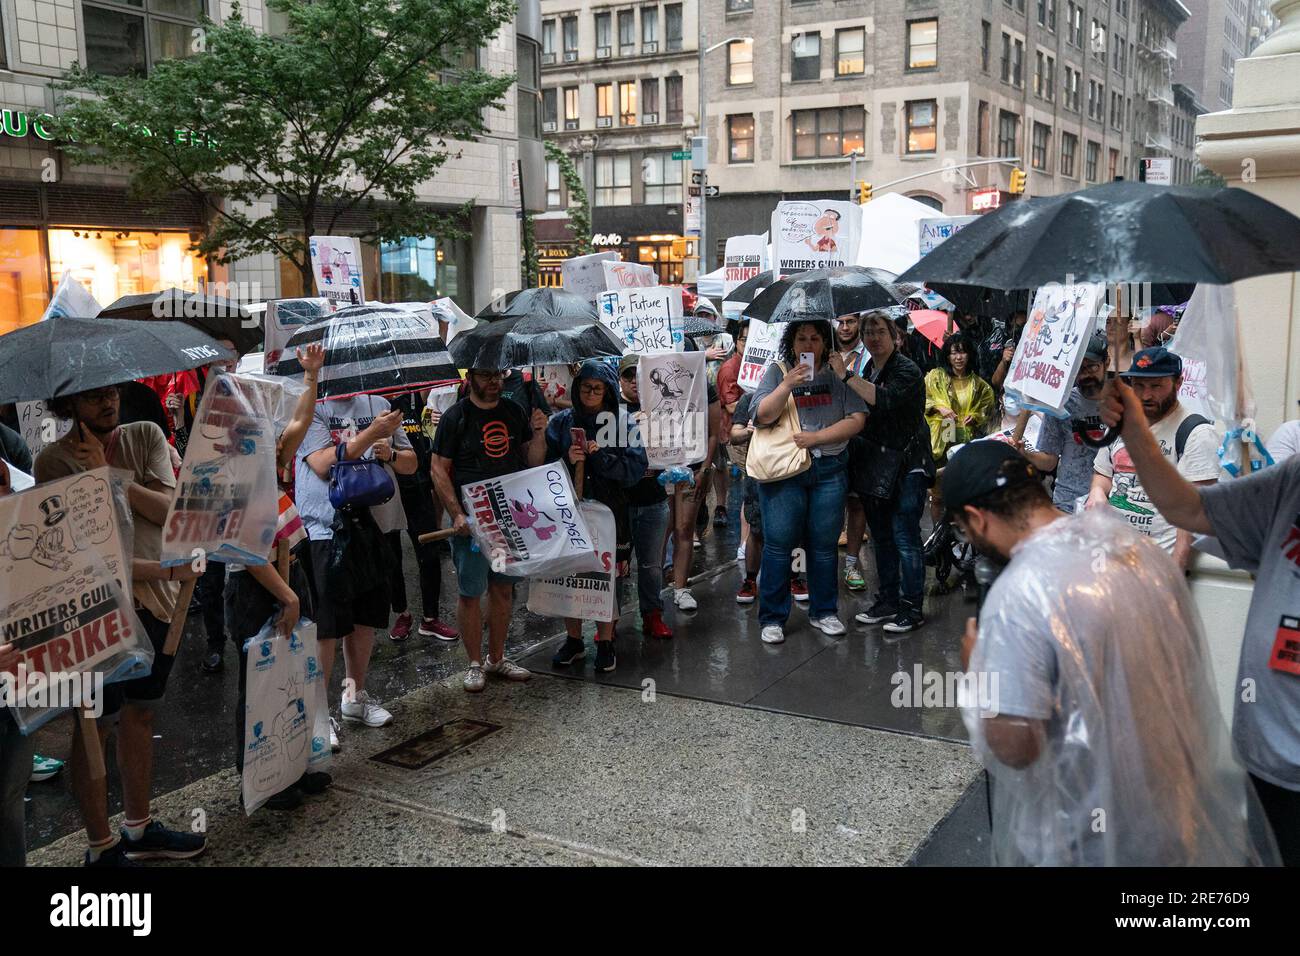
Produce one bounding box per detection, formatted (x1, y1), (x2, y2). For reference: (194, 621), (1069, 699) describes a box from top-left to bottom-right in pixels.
(571, 427), (587, 450)
(799, 352), (815, 374)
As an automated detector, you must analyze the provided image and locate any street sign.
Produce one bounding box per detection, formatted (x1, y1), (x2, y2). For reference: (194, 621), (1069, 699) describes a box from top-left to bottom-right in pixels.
(690, 170), (704, 185)
(704, 185), (720, 198)
(1142, 157), (1173, 185)
(672, 150), (690, 161)
(688, 185), (701, 198)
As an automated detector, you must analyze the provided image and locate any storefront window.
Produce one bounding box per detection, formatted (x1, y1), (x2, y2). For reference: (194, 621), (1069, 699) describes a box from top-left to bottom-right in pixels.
(0, 228), (49, 334)
(47, 228), (204, 307)
(376, 235), (472, 310)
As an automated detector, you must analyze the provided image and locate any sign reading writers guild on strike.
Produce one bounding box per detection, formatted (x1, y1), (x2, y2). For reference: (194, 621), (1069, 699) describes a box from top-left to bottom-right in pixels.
(598, 287), (684, 354)
(526, 501), (618, 622)
(722, 234), (769, 318)
(737, 318), (787, 392)
(309, 235), (366, 309)
(770, 200), (861, 276)
(1005, 281), (1107, 416)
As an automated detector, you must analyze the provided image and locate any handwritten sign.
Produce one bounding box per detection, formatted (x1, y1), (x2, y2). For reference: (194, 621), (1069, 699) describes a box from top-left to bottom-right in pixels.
(525, 502), (618, 622)
(917, 216), (978, 256)
(561, 251), (620, 301)
(598, 287), (683, 355)
(264, 298), (330, 372)
(1006, 282), (1106, 415)
(770, 200), (860, 276)
(637, 351), (709, 467)
(309, 235), (365, 309)
(602, 260), (658, 291)
(737, 319), (786, 392)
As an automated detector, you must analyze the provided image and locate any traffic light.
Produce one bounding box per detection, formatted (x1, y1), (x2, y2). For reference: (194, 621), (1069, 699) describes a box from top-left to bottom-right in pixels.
(857, 181), (872, 204)
(1009, 168), (1027, 195)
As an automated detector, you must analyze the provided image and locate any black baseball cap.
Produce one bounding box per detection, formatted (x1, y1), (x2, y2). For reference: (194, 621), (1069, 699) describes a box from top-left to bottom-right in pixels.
(1124, 346), (1182, 378)
(1083, 329), (1108, 362)
(942, 441), (1040, 515)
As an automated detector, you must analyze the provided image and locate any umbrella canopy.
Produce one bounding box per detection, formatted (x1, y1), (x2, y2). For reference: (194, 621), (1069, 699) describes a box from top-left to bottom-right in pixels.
(682, 316), (724, 338)
(0, 316), (236, 405)
(926, 282), (1193, 318)
(743, 266), (905, 323)
(450, 309), (623, 370)
(476, 287), (601, 323)
(722, 270), (778, 305)
(909, 310), (954, 349)
(897, 181), (1300, 289)
(276, 303), (460, 400)
(100, 288), (262, 355)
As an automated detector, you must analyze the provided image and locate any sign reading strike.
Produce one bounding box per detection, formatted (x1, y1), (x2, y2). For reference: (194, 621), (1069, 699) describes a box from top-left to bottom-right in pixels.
(738, 319), (786, 392)
(526, 502), (618, 622)
(460, 463), (602, 578)
(601, 259), (658, 291)
(598, 287), (684, 354)
(722, 235), (769, 318)
(770, 200), (860, 276)
(1005, 282), (1106, 415)
(309, 235), (365, 309)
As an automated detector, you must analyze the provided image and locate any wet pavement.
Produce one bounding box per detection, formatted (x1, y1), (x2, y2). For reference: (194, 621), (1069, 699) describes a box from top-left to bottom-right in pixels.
(24, 487), (994, 864)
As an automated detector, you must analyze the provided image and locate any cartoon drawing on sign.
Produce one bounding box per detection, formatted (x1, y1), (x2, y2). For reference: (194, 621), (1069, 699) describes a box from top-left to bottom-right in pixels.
(802, 210), (841, 254)
(509, 491), (559, 541)
(1048, 289), (1090, 362)
(647, 362), (697, 419)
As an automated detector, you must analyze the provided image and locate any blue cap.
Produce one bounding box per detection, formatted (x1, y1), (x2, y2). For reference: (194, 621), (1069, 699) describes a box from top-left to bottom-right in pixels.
(1124, 346), (1182, 378)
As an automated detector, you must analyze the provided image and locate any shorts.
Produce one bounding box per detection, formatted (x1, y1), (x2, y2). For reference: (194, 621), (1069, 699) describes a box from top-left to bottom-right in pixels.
(742, 476), (763, 537)
(451, 535), (513, 599)
(308, 539), (391, 640)
(100, 608), (175, 719)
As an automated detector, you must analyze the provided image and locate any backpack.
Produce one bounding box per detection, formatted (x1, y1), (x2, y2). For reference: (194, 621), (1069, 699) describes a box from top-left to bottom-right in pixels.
(1174, 414), (1212, 462)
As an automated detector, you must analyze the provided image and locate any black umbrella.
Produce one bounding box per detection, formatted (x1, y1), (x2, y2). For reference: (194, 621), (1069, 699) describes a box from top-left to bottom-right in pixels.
(99, 288), (262, 355)
(0, 316), (236, 405)
(450, 310), (623, 370)
(743, 266), (905, 323)
(476, 287), (601, 323)
(722, 270), (778, 305)
(897, 181), (1300, 288)
(925, 281), (1194, 318)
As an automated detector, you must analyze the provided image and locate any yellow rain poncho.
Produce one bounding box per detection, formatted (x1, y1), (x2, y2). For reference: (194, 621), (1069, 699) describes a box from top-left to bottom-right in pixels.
(924, 368), (996, 461)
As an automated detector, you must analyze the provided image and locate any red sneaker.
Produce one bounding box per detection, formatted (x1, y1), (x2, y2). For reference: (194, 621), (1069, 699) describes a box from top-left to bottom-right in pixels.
(643, 610), (674, 640)
(418, 617), (460, 642)
(735, 578), (757, 604)
(790, 578), (809, 602)
(389, 611), (413, 641)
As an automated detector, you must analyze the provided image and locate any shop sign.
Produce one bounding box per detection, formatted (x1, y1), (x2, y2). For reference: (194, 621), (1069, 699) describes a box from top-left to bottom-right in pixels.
(0, 106), (215, 148)
(592, 233), (623, 246)
(970, 187), (1001, 213)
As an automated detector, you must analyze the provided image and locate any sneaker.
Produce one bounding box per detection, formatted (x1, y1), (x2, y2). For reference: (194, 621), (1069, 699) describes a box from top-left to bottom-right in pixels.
(296, 771), (332, 795)
(419, 617), (459, 641)
(736, 542), (747, 562)
(31, 753), (64, 783)
(673, 588), (698, 611)
(120, 820), (207, 861)
(735, 577), (757, 604)
(693, 534), (703, 549)
(790, 578), (809, 602)
(855, 599), (898, 625)
(551, 637), (587, 666)
(594, 640), (617, 673)
(261, 788), (302, 811)
(463, 663), (486, 693)
(84, 842), (136, 867)
(340, 690), (394, 728)
(811, 615), (846, 637)
(643, 610), (673, 639)
(329, 716), (341, 752)
(713, 506), (727, 528)
(760, 624), (785, 644)
(389, 611), (413, 642)
(201, 650), (222, 673)
(484, 656), (531, 682)
(843, 565), (867, 592)
(883, 606), (925, 635)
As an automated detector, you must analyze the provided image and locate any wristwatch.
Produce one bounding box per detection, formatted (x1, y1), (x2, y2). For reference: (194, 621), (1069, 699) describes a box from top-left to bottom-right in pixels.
(842, 369), (855, 383)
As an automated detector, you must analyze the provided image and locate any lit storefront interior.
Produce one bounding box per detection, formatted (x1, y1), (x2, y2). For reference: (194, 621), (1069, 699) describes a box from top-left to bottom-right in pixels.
(279, 233), (473, 311)
(631, 234), (695, 285)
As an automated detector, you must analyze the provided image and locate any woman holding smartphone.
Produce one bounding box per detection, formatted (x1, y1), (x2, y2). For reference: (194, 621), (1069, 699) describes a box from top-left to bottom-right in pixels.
(751, 321), (868, 645)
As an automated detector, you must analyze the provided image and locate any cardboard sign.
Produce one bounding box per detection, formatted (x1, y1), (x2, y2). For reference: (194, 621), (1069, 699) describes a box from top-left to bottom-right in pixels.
(460, 463), (603, 578)
(917, 216), (978, 256)
(737, 319), (787, 393)
(722, 235), (769, 318)
(637, 351), (709, 467)
(526, 502), (618, 622)
(1006, 282), (1106, 416)
(264, 297), (330, 372)
(309, 235), (366, 309)
(429, 297), (477, 343)
(602, 259), (658, 291)
(561, 251), (620, 301)
(770, 200), (860, 276)
(598, 287), (684, 354)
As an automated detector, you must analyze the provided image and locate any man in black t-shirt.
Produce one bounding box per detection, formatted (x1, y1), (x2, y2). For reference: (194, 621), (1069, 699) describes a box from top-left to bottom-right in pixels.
(431, 368), (548, 693)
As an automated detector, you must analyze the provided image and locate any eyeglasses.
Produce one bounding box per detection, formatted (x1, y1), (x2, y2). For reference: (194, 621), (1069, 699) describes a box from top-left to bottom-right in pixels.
(79, 387), (119, 405)
(620, 369), (637, 381)
(579, 383), (605, 394)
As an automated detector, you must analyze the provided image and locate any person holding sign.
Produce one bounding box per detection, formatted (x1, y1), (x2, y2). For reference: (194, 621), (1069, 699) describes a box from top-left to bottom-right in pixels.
(36, 386), (207, 865)
(751, 321), (867, 645)
(0, 458), (37, 866)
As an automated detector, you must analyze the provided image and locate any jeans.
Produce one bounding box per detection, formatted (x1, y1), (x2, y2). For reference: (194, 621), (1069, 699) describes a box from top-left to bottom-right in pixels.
(756, 453), (847, 626)
(1251, 773), (1300, 867)
(628, 500), (670, 614)
(864, 470), (928, 610)
(0, 712), (35, 866)
(197, 559), (227, 651)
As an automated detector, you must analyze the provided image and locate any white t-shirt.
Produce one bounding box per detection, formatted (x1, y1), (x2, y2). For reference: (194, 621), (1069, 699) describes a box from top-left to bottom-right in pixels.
(1267, 419), (1300, 464)
(1094, 403), (1220, 552)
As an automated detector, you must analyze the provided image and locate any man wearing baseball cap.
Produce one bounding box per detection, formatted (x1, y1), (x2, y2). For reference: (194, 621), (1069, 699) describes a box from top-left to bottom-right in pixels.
(1086, 346), (1219, 569)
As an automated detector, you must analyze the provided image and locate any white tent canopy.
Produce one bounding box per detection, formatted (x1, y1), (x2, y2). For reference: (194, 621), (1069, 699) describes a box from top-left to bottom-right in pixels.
(854, 193), (942, 276)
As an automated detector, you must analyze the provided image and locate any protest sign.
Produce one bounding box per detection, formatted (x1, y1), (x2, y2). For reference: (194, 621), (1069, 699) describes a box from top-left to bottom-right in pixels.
(770, 200), (860, 276)
(526, 501), (618, 622)
(598, 287), (683, 354)
(1168, 284), (1249, 426)
(722, 235), (769, 318)
(917, 216), (978, 256)
(562, 251), (620, 301)
(242, 620), (315, 814)
(460, 463), (602, 578)
(16, 274), (101, 457)
(429, 297), (477, 342)
(309, 235), (366, 309)
(161, 372), (282, 567)
(0, 467), (149, 731)
(1005, 282), (1106, 416)
(264, 297), (330, 371)
(602, 259), (658, 291)
(637, 351), (709, 467)
(738, 319), (787, 392)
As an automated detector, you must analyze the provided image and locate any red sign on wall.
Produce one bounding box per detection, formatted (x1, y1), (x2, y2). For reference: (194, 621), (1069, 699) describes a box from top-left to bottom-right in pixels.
(970, 187), (1001, 213)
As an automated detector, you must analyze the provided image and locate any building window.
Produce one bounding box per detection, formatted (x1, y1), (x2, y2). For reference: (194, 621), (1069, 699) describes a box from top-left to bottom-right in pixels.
(907, 19), (938, 70)
(1086, 140), (1099, 180)
(1001, 32), (1011, 83)
(1040, 0), (1057, 30)
(665, 3), (683, 52)
(977, 100), (991, 156)
(1031, 121), (1051, 170)
(641, 78), (659, 123)
(564, 86), (580, 130)
(729, 114), (755, 163)
(0, 228), (49, 332)
(1012, 38), (1024, 87)
(563, 16), (578, 61)
(665, 75), (683, 123)
(1088, 80), (1103, 120)
(643, 152), (683, 204)
(1091, 20), (1106, 61)
(1108, 148), (1119, 180)
(83, 0), (207, 76)
(45, 228), (206, 311)
(836, 28), (865, 76)
(792, 107), (865, 160)
(595, 12), (612, 57)
(542, 19), (556, 64)
(595, 154), (632, 206)
(618, 10), (635, 56)
(905, 100), (938, 154)
(730, 38), (755, 84)
(791, 33), (820, 81)
(619, 81), (637, 126)
(981, 21), (990, 72)
(1067, 2), (1083, 46)
(517, 38), (541, 139)
(641, 7), (658, 52)
(596, 83), (614, 127)
(1064, 66), (1080, 111)
(545, 159), (562, 208)
(542, 88), (558, 131)
(997, 109), (1019, 157)
(727, 0), (754, 10)
(1061, 131), (1078, 176)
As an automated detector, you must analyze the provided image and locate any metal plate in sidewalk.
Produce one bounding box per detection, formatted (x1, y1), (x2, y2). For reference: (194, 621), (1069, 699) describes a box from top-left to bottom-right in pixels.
(370, 718), (502, 770)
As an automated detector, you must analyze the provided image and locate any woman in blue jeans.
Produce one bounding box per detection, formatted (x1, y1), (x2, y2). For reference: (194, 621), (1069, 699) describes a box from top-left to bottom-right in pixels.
(751, 321), (868, 644)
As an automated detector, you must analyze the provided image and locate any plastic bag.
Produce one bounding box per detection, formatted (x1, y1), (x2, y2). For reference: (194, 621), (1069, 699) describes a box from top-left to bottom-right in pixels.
(962, 508), (1276, 865)
(241, 618), (313, 814)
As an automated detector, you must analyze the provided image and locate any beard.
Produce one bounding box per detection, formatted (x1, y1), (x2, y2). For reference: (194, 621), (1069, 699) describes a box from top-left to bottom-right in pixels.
(1143, 391), (1178, 422)
(468, 378), (499, 402)
(1077, 376), (1104, 398)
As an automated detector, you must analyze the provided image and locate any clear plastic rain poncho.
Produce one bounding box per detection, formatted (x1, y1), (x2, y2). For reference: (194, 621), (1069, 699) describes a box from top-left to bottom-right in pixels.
(961, 507), (1276, 866)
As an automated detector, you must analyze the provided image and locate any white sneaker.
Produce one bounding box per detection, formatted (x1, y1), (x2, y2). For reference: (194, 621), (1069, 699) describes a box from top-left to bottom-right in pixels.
(761, 625), (785, 644)
(736, 543), (746, 562)
(484, 656), (532, 682)
(674, 588), (698, 611)
(341, 690), (394, 728)
(811, 615), (846, 637)
(463, 663), (486, 693)
(329, 717), (341, 752)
